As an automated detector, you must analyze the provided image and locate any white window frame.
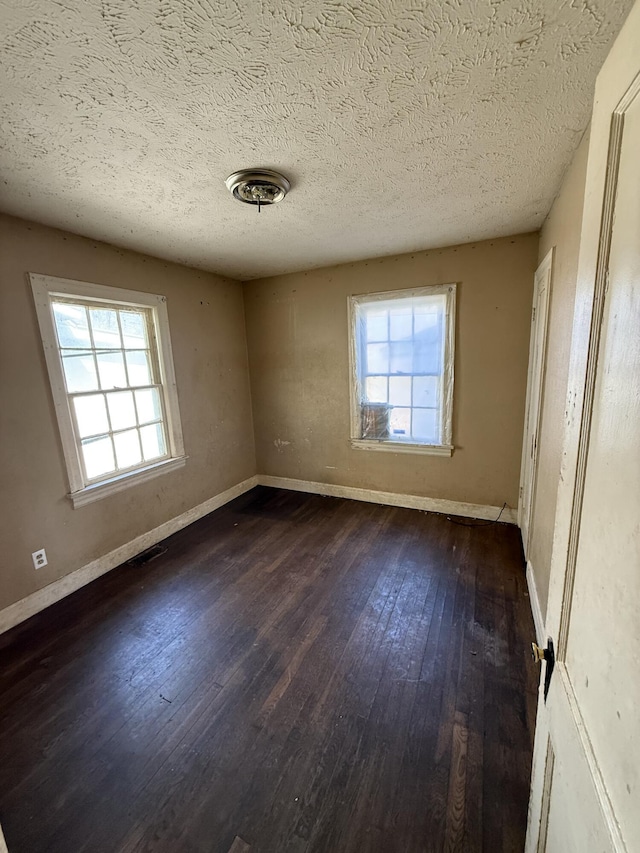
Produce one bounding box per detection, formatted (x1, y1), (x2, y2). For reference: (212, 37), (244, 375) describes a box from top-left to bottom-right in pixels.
(348, 283), (456, 457)
(30, 273), (186, 507)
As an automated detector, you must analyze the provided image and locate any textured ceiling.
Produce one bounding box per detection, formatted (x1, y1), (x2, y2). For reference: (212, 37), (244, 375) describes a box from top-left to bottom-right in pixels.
(0, 0), (633, 280)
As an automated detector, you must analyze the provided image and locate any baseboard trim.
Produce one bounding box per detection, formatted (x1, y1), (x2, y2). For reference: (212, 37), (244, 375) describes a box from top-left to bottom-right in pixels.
(0, 475), (259, 637)
(257, 474), (517, 524)
(526, 560), (545, 645)
(0, 474), (517, 637)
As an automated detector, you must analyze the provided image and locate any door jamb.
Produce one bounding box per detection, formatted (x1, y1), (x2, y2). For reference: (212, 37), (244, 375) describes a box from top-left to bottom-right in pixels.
(518, 247), (554, 557)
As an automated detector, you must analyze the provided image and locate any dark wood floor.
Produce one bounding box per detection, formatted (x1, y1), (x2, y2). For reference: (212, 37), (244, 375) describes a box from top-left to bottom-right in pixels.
(0, 487), (537, 853)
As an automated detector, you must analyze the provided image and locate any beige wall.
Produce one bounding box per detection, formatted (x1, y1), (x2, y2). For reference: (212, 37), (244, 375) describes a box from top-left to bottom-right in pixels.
(0, 214), (256, 612)
(244, 233), (538, 509)
(528, 131), (590, 621)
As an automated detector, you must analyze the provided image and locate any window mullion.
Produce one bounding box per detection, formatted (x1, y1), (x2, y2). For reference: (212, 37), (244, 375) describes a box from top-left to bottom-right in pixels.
(110, 420), (163, 437)
(359, 306), (367, 400)
(83, 305), (100, 394)
(131, 386), (142, 431)
(103, 391), (115, 436)
(114, 309), (133, 393)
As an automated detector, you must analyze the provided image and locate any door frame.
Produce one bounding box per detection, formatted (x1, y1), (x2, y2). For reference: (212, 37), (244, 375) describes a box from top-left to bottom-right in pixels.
(525, 6), (640, 850)
(518, 248), (553, 558)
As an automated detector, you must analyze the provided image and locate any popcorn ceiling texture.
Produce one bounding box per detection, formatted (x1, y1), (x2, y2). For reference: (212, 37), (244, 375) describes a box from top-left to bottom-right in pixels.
(0, 0), (632, 280)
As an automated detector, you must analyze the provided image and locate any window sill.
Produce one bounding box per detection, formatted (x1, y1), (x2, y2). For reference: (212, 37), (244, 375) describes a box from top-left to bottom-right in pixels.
(68, 456), (188, 508)
(350, 439), (453, 457)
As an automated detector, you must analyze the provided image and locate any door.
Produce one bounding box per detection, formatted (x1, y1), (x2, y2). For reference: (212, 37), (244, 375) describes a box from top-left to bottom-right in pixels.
(519, 249), (553, 559)
(526, 4), (640, 852)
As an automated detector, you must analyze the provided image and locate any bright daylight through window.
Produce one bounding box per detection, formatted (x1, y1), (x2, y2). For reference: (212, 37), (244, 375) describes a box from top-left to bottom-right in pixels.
(31, 275), (185, 506)
(350, 284), (456, 455)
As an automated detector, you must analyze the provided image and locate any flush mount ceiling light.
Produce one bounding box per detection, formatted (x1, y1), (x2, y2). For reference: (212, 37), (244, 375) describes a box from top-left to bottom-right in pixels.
(225, 169), (290, 212)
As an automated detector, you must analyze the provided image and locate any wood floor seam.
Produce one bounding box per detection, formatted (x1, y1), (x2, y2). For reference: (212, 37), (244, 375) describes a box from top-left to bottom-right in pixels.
(0, 487), (537, 853)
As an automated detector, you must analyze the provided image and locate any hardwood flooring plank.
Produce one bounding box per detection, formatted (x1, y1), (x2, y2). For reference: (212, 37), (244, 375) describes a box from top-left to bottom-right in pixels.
(0, 488), (537, 853)
(244, 507), (417, 852)
(444, 711), (470, 853)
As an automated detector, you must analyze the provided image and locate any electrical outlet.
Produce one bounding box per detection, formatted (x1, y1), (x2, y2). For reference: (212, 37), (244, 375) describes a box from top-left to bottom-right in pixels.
(32, 548), (48, 570)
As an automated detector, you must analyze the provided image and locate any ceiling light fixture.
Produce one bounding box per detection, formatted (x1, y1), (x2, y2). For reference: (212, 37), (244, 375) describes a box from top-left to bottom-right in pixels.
(225, 169), (290, 212)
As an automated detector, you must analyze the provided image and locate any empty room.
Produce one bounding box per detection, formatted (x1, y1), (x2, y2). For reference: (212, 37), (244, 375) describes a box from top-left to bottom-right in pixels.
(0, 1), (638, 852)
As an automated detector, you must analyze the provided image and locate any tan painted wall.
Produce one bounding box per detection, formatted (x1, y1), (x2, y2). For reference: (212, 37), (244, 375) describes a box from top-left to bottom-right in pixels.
(528, 131), (590, 621)
(244, 233), (538, 509)
(0, 214), (256, 612)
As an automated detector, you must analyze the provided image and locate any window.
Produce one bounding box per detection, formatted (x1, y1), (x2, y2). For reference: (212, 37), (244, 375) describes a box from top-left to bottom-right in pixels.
(349, 283), (456, 455)
(31, 274), (186, 506)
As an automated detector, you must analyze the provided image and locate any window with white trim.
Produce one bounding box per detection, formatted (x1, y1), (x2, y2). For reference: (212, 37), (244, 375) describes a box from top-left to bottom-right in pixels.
(31, 274), (186, 507)
(349, 284), (456, 456)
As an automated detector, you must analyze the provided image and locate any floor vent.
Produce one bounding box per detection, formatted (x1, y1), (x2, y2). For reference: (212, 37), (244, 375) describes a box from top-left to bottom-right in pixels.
(126, 544), (167, 567)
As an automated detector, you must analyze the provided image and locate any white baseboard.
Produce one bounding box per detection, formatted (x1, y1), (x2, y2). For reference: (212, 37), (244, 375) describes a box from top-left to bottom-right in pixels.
(526, 560), (545, 645)
(0, 476), (259, 637)
(0, 473), (517, 638)
(257, 474), (517, 524)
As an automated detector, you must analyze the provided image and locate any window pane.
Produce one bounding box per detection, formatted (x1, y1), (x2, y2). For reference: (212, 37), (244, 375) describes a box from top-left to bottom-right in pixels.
(120, 310), (147, 348)
(97, 351), (127, 389)
(365, 376), (387, 403)
(62, 354), (98, 393)
(414, 308), (440, 334)
(390, 342), (413, 374)
(114, 429), (142, 469)
(365, 310), (388, 342)
(413, 376), (439, 408)
(73, 394), (109, 438)
(413, 339), (441, 374)
(389, 309), (412, 341)
(389, 376), (411, 406)
(140, 423), (166, 461)
(135, 388), (162, 424)
(389, 406), (411, 437)
(107, 390), (136, 431)
(412, 408), (439, 443)
(53, 303), (91, 348)
(126, 350), (152, 386)
(81, 435), (116, 480)
(366, 343), (389, 374)
(89, 308), (121, 348)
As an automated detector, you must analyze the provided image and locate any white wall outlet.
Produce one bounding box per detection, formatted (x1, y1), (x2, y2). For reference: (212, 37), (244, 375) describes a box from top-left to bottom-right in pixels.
(32, 548), (48, 570)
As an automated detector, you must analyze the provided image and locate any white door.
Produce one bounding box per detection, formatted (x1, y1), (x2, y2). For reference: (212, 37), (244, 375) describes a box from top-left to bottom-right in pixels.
(526, 4), (640, 852)
(519, 249), (553, 559)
